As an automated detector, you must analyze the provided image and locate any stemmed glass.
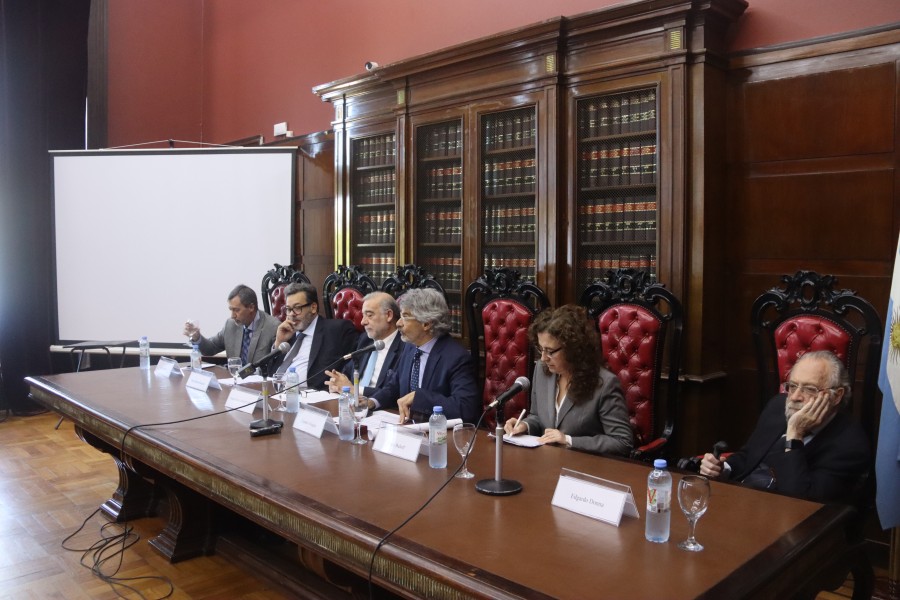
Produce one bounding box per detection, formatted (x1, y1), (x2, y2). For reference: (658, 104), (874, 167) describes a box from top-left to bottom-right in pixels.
(227, 357), (242, 383)
(677, 475), (711, 552)
(350, 399), (368, 445)
(453, 423), (477, 479)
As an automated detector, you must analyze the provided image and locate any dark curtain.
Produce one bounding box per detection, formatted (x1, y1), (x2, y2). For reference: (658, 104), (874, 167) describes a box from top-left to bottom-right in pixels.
(0, 0), (91, 411)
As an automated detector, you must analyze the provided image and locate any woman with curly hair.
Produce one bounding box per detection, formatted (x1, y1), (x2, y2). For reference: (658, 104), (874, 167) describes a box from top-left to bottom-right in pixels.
(503, 305), (633, 456)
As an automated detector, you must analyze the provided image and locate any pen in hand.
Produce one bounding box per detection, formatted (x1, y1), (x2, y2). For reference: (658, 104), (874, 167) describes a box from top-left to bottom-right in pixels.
(509, 408), (526, 436)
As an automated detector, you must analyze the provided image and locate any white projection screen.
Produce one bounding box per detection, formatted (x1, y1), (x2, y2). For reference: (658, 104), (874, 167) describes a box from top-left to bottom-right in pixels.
(52, 148), (296, 347)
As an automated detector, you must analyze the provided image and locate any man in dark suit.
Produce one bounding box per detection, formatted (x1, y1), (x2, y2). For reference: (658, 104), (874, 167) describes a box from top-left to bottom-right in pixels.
(371, 288), (480, 423)
(271, 282), (357, 390)
(324, 291), (405, 404)
(700, 350), (870, 503)
(183, 284), (280, 364)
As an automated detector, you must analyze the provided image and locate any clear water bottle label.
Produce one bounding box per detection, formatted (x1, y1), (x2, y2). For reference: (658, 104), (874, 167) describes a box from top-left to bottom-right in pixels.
(647, 488), (670, 513)
(432, 428), (447, 446)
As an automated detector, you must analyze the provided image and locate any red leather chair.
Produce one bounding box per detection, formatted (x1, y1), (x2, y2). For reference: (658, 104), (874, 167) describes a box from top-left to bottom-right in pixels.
(381, 263), (446, 302)
(579, 268), (683, 461)
(465, 267), (550, 428)
(750, 271), (882, 600)
(261, 263), (311, 322)
(322, 265), (377, 332)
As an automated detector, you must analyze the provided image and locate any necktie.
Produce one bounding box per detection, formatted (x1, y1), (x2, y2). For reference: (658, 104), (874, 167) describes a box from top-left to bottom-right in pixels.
(359, 350), (378, 387)
(240, 327), (252, 364)
(276, 332), (305, 375)
(410, 349), (422, 391)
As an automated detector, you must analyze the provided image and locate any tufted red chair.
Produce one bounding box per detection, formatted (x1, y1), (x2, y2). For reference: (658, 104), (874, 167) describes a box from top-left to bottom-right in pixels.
(322, 265), (377, 332)
(261, 263), (311, 322)
(465, 268), (550, 428)
(580, 268), (683, 461)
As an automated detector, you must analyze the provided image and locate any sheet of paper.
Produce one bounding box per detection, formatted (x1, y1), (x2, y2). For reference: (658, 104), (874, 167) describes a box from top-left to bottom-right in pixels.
(502, 433), (543, 447)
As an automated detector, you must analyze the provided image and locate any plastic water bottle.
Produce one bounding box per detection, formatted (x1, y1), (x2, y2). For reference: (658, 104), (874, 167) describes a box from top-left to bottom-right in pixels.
(338, 386), (354, 440)
(284, 367), (300, 413)
(645, 458), (672, 543)
(428, 406), (448, 468)
(139, 336), (150, 370)
(190, 344), (202, 371)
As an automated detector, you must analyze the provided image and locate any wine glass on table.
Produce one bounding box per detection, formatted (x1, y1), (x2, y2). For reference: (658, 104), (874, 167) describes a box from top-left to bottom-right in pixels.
(227, 357), (242, 383)
(453, 423), (477, 479)
(350, 397), (368, 445)
(677, 475), (710, 552)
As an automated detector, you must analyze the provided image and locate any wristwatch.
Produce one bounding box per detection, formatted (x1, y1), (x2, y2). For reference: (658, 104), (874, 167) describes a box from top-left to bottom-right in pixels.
(785, 438), (805, 451)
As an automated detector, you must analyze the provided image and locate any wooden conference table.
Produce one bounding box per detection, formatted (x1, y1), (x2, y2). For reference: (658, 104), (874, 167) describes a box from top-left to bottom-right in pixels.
(27, 367), (852, 599)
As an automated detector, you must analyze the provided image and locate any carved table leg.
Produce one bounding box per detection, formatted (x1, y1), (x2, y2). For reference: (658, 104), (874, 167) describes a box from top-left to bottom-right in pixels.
(148, 475), (216, 563)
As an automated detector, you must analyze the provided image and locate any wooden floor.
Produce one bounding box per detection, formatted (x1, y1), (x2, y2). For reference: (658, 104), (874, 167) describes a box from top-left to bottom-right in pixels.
(0, 409), (877, 599)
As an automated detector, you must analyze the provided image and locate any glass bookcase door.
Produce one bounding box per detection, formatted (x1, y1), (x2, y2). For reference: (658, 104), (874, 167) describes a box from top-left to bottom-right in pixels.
(414, 119), (464, 334)
(575, 87), (658, 293)
(480, 106), (538, 282)
(350, 132), (397, 283)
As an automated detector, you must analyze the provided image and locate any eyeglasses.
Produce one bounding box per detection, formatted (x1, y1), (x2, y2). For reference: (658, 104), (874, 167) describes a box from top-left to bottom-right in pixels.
(285, 302), (313, 315)
(536, 345), (563, 357)
(784, 381), (837, 397)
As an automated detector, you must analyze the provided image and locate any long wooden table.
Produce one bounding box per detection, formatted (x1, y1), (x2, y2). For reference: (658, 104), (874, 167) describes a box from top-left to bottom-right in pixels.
(27, 367), (853, 599)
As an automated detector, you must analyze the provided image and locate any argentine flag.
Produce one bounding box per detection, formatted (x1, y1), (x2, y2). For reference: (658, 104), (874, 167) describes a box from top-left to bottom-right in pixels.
(877, 236), (900, 530)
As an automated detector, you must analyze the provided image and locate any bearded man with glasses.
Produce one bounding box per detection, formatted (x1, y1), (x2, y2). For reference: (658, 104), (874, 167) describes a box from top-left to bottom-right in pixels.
(700, 350), (870, 503)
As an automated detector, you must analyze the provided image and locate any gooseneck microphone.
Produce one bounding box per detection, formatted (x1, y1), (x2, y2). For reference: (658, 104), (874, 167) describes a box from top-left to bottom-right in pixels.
(238, 341), (290, 379)
(477, 376), (531, 497)
(341, 339), (386, 362)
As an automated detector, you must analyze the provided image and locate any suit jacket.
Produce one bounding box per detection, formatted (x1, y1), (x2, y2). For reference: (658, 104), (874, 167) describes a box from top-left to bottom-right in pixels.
(725, 394), (870, 503)
(340, 331), (406, 397)
(371, 334), (480, 422)
(272, 316), (359, 390)
(521, 362), (633, 456)
(196, 311), (280, 363)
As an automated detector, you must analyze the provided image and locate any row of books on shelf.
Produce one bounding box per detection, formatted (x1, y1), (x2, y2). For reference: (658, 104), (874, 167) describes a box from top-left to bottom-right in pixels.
(356, 170), (396, 204)
(483, 111), (536, 152)
(579, 142), (657, 188)
(355, 253), (395, 283)
(423, 123), (463, 158)
(483, 253), (537, 280)
(355, 210), (395, 245)
(419, 255), (463, 291)
(483, 158), (537, 196)
(582, 90), (657, 138)
(485, 204), (536, 243)
(355, 133), (397, 168)
(577, 254), (657, 284)
(421, 164), (463, 199)
(577, 197), (657, 242)
(448, 304), (463, 333)
(421, 210), (462, 245)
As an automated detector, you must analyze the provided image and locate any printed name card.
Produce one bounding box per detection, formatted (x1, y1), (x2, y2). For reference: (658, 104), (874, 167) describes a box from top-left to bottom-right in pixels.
(551, 468), (640, 526)
(225, 385), (260, 415)
(154, 357), (183, 377)
(372, 424), (423, 462)
(185, 368), (221, 392)
(293, 403), (338, 438)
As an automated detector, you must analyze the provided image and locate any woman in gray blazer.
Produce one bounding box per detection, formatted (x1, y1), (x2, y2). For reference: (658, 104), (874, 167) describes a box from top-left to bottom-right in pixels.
(503, 305), (633, 456)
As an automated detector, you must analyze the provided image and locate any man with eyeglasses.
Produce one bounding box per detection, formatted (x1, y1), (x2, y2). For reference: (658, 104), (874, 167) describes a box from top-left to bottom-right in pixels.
(270, 282), (357, 390)
(370, 288), (480, 423)
(699, 350), (870, 503)
(183, 284), (280, 364)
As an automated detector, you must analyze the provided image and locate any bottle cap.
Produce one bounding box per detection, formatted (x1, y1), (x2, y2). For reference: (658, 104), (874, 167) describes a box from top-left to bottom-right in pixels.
(434, 406), (443, 414)
(141, 336), (147, 341)
(192, 344), (199, 350)
(653, 459), (667, 469)
(342, 386), (351, 392)
(289, 367), (296, 372)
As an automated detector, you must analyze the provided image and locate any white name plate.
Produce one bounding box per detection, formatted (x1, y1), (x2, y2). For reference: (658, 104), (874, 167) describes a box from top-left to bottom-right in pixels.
(154, 356), (183, 377)
(186, 368), (221, 392)
(225, 386), (260, 415)
(373, 424), (423, 462)
(551, 468), (640, 526)
(293, 403), (339, 438)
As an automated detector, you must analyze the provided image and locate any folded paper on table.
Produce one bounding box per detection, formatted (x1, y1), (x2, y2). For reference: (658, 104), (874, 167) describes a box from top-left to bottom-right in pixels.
(502, 433), (543, 448)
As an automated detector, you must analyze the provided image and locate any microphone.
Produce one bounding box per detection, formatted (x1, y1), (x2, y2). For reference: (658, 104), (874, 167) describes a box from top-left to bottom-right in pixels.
(487, 376), (530, 409)
(712, 440), (728, 460)
(341, 339), (386, 362)
(237, 341), (290, 378)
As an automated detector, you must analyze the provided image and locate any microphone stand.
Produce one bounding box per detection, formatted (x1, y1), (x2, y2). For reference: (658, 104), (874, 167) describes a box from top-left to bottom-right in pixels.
(475, 399), (523, 496)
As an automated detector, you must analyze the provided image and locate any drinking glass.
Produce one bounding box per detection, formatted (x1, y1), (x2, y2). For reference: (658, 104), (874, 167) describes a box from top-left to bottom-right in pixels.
(184, 319), (199, 347)
(268, 374), (286, 412)
(677, 475), (710, 552)
(350, 398), (368, 445)
(227, 357), (242, 382)
(453, 423), (477, 478)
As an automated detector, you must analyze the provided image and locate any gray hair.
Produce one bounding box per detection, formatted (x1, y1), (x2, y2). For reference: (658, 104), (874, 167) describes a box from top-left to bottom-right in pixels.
(283, 282), (318, 305)
(398, 288), (451, 336)
(792, 350), (852, 405)
(364, 291), (400, 324)
(228, 284), (258, 309)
